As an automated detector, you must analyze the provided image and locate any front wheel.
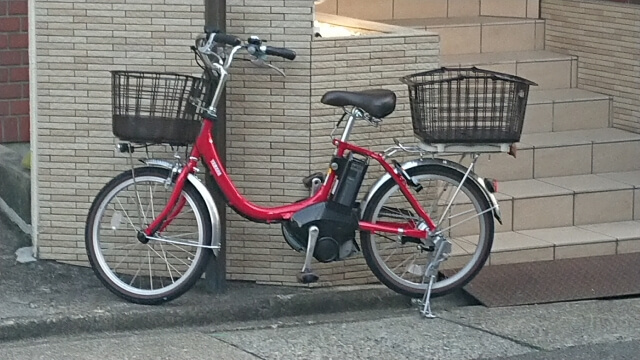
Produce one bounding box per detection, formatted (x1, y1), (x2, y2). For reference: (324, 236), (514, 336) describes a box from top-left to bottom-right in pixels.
(85, 166), (212, 305)
(361, 164), (494, 298)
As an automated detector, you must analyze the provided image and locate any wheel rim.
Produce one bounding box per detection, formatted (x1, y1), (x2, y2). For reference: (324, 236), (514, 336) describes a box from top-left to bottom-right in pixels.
(369, 173), (488, 292)
(92, 175), (205, 297)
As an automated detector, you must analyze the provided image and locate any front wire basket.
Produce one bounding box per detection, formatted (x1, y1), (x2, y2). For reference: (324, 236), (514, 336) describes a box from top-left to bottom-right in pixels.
(111, 71), (217, 146)
(402, 67), (537, 144)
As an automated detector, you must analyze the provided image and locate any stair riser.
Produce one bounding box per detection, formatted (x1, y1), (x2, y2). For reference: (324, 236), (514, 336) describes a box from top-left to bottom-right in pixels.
(316, 0), (539, 21)
(508, 190), (634, 231)
(523, 99), (611, 134)
(444, 58), (577, 89)
(474, 140), (640, 180)
(432, 21), (544, 55)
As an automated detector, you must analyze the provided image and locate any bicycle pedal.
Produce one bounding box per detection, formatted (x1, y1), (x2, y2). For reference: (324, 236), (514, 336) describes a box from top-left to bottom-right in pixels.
(297, 270), (319, 284)
(302, 172), (325, 189)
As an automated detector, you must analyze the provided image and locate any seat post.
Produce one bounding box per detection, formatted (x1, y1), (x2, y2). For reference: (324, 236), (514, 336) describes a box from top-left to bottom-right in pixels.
(340, 109), (361, 143)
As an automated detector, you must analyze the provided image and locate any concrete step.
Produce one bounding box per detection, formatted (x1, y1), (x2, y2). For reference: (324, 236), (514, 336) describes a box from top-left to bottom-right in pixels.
(469, 128), (640, 181)
(315, 0), (540, 22)
(524, 88), (612, 134)
(495, 173), (639, 234)
(382, 16), (544, 55)
(441, 50), (578, 89)
(483, 221), (640, 266)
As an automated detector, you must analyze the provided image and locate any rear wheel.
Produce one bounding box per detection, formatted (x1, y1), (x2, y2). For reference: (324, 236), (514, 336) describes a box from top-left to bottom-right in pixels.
(361, 164), (494, 298)
(85, 167), (212, 305)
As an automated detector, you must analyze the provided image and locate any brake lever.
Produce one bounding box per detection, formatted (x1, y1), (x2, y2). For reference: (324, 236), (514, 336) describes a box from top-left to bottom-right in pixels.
(250, 57), (286, 77)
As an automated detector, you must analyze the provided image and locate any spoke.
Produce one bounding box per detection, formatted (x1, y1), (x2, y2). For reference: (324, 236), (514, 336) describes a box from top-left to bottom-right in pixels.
(147, 183), (158, 221)
(135, 185), (149, 226)
(449, 236), (479, 248)
(101, 242), (138, 251)
(111, 243), (140, 272)
(169, 242), (197, 258)
(437, 207), (494, 234)
(129, 265), (142, 286)
(391, 252), (418, 273)
(447, 207), (477, 221)
(148, 249), (153, 291)
(163, 232), (200, 239)
(159, 242), (175, 284)
(113, 197), (140, 231)
(147, 245), (185, 277)
(380, 239), (402, 252)
(383, 244), (400, 263)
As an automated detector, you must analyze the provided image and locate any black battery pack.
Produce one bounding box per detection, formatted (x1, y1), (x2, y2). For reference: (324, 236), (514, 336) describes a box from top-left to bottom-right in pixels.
(332, 155), (368, 208)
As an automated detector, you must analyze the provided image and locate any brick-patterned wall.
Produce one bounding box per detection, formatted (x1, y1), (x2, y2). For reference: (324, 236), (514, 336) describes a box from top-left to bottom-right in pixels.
(0, 0), (29, 143)
(223, 0), (314, 283)
(35, 0), (205, 263)
(542, 0), (640, 132)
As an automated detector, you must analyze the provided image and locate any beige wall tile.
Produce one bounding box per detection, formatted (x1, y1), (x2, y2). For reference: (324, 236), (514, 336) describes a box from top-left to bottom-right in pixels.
(592, 141), (640, 173)
(527, 0), (540, 19)
(394, 0), (448, 19)
(618, 239), (640, 254)
(491, 247), (553, 265)
(516, 60), (572, 89)
(481, 0), (527, 17)
(513, 195), (574, 230)
(448, 0), (480, 17)
(574, 190), (634, 226)
(482, 23), (536, 53)
(523, 102), (553, 134)
(316, 0), (338, 14)
(533, 145), (592, 178)
(554, 99), (610, 132)
(555, 242), (616, 259)
(338, 0), (393, 20)
(435, 25), (481, 55)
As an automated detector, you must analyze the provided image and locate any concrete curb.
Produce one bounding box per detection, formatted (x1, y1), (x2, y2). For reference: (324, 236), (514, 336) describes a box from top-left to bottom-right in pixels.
(0, 287), (411, 342)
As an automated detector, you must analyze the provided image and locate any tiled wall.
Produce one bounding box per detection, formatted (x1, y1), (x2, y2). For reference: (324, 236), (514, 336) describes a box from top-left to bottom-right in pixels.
(316, 0), (540, 20)
(35, 0), (205, 263)
(541, 0), (640, 132)
(0, 0), (29, 143)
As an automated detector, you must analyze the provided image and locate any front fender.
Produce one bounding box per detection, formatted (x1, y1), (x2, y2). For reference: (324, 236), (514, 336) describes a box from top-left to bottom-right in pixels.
(143, 159), (222, 256)
(361, 158), (501, 224)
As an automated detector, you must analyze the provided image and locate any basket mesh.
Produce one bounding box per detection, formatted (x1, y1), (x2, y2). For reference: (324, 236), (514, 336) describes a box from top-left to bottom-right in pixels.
(111, 71), (216, 145)
(402, 67), (534, 144)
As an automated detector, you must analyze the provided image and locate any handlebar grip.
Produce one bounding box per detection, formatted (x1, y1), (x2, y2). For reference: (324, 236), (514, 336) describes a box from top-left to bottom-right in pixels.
(264, 46), (296, 61)
(212, 32), (242, 47)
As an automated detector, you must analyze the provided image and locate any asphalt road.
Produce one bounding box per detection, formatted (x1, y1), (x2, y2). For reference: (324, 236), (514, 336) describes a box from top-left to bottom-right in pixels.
(1, 297), (638, 360)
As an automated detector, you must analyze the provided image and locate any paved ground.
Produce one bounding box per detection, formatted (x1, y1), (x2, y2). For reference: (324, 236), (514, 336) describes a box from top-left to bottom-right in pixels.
(0, 212), (469, 342)
(1, 298), (638, 359)
(2, 211), (639, 359)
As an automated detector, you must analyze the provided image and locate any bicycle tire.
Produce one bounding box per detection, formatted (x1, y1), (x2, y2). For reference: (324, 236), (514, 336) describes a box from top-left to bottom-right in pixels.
(360, 164), (494, 298)
(85, 166), (212, 305)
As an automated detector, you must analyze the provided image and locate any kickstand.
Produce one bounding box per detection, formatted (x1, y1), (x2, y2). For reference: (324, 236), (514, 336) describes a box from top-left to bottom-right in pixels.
(418, 235), (451, 319)
(420, 274), (437, 318)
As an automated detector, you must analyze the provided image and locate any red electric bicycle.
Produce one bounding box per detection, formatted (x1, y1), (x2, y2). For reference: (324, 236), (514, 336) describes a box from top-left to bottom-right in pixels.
(85, 29), (533, 317)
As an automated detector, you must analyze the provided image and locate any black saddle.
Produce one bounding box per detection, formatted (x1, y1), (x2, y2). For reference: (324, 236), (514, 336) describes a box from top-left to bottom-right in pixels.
(321, 89), (396, 119)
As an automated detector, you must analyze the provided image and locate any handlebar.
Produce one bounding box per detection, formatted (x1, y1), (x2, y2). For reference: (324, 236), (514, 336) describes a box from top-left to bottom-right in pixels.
(193, 28), (297, 116)
(263, 46), (296, 61)
(199, 28), (296, 62)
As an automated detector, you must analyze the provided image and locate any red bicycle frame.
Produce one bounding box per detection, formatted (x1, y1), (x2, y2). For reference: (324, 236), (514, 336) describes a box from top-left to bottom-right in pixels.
(145, 119), (435, 239)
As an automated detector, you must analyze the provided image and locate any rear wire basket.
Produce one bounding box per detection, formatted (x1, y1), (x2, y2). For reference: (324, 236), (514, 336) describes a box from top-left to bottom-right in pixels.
(402, 67), (536, 144)
(111, 71), (216, 146)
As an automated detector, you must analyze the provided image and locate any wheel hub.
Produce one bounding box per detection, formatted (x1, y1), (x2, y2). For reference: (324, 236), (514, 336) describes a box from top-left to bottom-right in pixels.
(137, 231), (150, 244)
